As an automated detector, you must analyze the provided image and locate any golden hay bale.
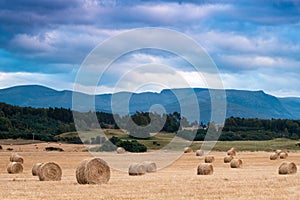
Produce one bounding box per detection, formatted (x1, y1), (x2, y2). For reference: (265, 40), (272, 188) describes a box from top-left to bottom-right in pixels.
(32, 163), (43, 176)
(230, 159), (243, 168)
(142, 161), (157, 173)
(7, 162), (23, 174)
(270, 152), (279, 160)
(224, 155), (234, 163)
(184, 147), (193, 153)
(116, 147), (125, 154)
(195, 150), (204, 157)
(227, 147), (236, 156)
(76, 158), (110, 184)
(128, 163), (146, 176)
(204, 156), (215, 163)
(275, 149), (283, 154)
(197, 163), (213, 175)
(9, 153), (24, 164)
(38, 162), (62, 181)
(279, 152), (288, 159)
(278, 162), (297, 175)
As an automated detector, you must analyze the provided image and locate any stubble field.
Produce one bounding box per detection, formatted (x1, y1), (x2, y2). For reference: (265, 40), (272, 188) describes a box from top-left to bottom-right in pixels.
(1, 142), (300, 200)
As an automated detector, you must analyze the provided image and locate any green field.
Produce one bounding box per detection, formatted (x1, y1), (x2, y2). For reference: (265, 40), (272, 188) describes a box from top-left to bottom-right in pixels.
(190, 138), (300, 152)
(51, 129), (300, 152)
(7, 129), (297, 152)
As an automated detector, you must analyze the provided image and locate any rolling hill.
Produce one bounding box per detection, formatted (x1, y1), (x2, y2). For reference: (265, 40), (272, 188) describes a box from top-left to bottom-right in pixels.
(0, 85), (299, 122)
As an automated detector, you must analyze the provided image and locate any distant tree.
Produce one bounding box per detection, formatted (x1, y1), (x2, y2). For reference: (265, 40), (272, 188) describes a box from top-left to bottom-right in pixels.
(0, 117), (11, 131)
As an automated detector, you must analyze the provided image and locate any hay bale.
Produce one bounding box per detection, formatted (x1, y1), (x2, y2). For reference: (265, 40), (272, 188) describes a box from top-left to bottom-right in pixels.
(76, 157), (110, 184)
(204, 156), (215, 163)
(116, 147), (125, 154)
(195, 150), (204, 157)
(197, 163), (213, 175)
(275, 149), (283, 154)
(224, 155), (234, 163)
(230, 159), (242, 168)
(32, 163), (43, 176)
(38, 162), (62, 181)
(278, 162), (297, 175)
(279, 152), (288, 159)
(270, 152), (279, 160)
(7, 162), (23, 174)
(128, 163), (146, 176)
(9, 153), (24, 164)
(227, 147), (236, 156)
(184, 147), (192, 153)
(142, 161), (157, 173)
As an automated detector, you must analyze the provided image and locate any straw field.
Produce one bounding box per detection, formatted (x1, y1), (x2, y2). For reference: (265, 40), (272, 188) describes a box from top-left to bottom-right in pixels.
(1, 142), (300, 199)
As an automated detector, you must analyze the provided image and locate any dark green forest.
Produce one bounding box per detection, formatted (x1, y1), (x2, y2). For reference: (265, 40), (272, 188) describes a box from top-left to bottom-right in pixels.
(1, 102), (300, 142)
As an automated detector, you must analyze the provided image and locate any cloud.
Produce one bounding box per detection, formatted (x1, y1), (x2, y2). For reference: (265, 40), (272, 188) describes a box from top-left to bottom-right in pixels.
(230, 1), (300, 25)
(190, 29), (300, 74)
(10, 33), (54, 53)
(76, 64), (223, 95)
(221, 71), (300, 97)
(217, 54), (300, 73)
(0, 0), (300, 97)
(0, 71), (76, 90)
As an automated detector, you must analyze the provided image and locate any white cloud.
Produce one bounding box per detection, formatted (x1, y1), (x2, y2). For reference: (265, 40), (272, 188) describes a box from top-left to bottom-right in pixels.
(218, 54), (300, 71)
(133, 3), (232, 24)
(10, 33), (54, 54)
(221, 71), (300, 97)
(195, 30), (300, 59)
(0, 72), (75, 91)
(94, 64), (223, 94)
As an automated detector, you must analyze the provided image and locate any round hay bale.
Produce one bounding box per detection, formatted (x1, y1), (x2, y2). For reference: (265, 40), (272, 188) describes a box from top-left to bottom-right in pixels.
(278, 162), (297, 175)
(7, 162), (23, 174)
(195, 150), (204, 157)
(270, 152), (279, 160)
(128, 163), (146, 176)
(197, 163), (213, 175)
(275, 149), (282, 154)
(76, 157), (110, 184)
(204, 156), (215, 163)
(224, 155), (234, 163)
(184, 147), (192, 153)
(38, 162), (62, 181)
(230, 159), (242, 168)
(279, 152), (288, 159)
(227, 147), (236, 156)
(32, 163), (43, 176)
(142, 161), (157, 173)
(9, 153), (24, 164)
(116, 147), (125, 154)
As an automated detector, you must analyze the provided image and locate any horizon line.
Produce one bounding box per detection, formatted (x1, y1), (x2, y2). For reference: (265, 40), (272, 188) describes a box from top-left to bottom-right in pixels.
(0, 83), (299, 98)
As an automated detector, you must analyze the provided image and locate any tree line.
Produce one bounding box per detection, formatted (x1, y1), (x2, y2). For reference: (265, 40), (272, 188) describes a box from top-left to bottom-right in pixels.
(0, 103), (184, 141)
(1, 102), (300, 142)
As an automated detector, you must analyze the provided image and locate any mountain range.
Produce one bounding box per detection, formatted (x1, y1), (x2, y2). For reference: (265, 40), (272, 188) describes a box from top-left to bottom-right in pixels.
(0, 85), (299, 123)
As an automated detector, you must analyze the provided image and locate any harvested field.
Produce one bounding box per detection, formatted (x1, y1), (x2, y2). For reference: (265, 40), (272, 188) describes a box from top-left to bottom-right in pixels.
(1, 142), (300, 199)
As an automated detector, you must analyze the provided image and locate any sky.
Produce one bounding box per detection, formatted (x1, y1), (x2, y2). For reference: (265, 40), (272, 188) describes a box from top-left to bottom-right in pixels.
(0, 0), (300, 97)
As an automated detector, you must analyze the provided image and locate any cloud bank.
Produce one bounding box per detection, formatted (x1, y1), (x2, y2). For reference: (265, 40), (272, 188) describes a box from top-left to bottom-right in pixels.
(0, 0), (299, 96)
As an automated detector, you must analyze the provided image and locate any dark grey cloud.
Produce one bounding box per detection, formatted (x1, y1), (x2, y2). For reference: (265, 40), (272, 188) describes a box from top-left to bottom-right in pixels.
(0, 0), (300, 96)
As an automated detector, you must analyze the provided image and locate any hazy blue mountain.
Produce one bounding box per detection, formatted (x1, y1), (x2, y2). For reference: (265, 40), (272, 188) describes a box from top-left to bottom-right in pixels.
(225, 89), (293, 119)
(0, 85), (299, 122)
(0, 85), (73, 108)
(279, 97), (300, 119)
